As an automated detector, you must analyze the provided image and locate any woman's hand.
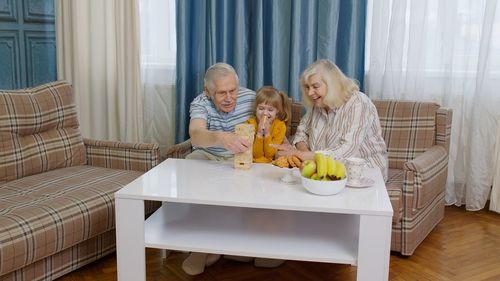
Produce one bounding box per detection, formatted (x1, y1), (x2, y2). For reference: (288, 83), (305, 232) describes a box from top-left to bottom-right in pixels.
(271, 143), (298, 160)
(271, 144), (315, 160)
(270, 143), (295, 152)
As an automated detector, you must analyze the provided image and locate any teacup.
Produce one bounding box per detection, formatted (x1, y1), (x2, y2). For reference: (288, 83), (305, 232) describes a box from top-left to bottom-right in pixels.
(345, 157), (367, 184)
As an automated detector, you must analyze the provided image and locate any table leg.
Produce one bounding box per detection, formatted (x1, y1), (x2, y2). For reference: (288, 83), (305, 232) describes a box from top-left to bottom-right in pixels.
(116, 198), (145, 281)
(356, 215), (392, 281)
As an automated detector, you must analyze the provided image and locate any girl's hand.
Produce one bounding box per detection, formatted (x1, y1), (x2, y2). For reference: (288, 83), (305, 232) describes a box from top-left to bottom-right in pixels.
(258, 116), (271, 137)
(263, 116), (271, 136)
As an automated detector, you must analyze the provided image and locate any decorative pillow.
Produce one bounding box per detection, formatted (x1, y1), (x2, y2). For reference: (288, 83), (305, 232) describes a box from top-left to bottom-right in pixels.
(0, 81), (86, 182)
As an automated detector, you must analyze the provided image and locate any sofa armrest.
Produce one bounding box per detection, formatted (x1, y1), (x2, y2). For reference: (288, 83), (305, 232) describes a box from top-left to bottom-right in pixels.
(84, 138), (160, 172)
(403, 146), (449, 209)
(165, 139), (193, 159)
(436, 107), (452, 153)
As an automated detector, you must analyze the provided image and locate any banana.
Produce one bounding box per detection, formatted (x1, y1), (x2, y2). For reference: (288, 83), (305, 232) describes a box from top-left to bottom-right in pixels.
(326, 156), (336, 177)
(319, 154), (328, 178)
(319, 154), (327, 177)
(314, 153), (327, 178)
(313, 153), (322, 176)
(335, 160), (346, 179)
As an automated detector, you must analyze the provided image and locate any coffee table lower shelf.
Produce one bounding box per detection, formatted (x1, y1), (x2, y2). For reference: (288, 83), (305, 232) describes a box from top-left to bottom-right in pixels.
(144, 202), (359, 265)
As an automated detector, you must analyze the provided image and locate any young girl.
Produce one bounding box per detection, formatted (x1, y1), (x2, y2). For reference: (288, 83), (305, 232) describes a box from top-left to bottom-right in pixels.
(246, 86), (290, 163)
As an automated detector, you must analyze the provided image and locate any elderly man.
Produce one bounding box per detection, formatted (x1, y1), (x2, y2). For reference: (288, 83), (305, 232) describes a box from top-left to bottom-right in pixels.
(182, 63), (284, 275)
(182, 63), (254, 275)
(186, 63), (255, 160)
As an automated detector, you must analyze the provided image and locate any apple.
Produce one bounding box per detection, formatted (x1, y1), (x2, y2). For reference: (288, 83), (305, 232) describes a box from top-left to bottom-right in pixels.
(301, 160), (317, 178)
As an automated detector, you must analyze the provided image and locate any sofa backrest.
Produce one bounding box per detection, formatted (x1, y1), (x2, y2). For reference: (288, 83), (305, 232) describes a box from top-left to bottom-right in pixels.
(282, 98), (304, 138)
(0, 81), (86, 182)
(373, 100), (446, 169)
(287, 99), (452, 170)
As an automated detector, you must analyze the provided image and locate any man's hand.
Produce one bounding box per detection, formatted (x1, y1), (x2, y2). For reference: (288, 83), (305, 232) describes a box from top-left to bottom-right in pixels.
(190, 119), (251, 153)
(190, 119), (249, 153)
(220, 132), (250, 154)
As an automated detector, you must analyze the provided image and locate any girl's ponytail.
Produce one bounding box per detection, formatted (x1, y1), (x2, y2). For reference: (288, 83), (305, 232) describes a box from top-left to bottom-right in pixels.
(279, 91), (291, 123)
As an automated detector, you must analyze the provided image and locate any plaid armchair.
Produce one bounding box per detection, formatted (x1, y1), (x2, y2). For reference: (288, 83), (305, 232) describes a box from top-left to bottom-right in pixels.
(0, 81), (161, 280)
(374, 100), (452, 255)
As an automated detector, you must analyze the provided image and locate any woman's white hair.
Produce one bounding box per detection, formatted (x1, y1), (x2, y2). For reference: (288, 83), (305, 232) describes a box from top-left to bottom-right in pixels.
(204, 63), (239, 93)
(300, 59), (359, 109)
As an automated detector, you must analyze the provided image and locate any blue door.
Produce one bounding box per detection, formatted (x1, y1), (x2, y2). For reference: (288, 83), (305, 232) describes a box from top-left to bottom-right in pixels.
(0, 0), (56, 89)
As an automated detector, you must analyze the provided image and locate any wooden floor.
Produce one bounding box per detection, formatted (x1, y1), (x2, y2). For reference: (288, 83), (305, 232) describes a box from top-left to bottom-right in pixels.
(57, 206), (500, 281)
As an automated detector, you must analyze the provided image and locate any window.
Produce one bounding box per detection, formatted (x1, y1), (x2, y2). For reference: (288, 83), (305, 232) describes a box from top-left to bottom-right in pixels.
(139, 0), (176, 73)
(365, 0), (500, 76)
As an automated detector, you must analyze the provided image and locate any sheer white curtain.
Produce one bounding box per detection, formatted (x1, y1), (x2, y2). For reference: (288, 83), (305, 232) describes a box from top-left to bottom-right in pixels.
(491, 121), (500, 213)
(365, 0), (500, 211)
(139, 0), (176, 156)
(56, 0), (142, 142)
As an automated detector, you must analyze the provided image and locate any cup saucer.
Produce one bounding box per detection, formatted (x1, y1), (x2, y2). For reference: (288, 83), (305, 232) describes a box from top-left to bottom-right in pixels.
(346, 177), (375, 188)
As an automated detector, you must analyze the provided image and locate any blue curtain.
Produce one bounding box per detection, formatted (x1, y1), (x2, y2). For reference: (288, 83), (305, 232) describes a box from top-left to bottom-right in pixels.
(176, 0), (366, 142)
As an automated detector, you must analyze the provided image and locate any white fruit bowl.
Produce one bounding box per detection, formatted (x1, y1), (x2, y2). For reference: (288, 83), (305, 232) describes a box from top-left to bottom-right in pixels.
(301, 175), (347, 195)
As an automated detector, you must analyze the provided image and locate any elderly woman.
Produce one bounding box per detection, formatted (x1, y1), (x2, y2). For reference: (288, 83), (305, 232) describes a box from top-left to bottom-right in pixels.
(275, 59), (388, 180)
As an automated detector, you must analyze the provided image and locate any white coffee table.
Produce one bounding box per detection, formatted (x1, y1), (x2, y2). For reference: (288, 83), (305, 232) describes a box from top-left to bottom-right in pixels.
(115, 159), (393, 281)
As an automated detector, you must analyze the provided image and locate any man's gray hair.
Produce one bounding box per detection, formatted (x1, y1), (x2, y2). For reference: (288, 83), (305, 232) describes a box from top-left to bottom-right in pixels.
(204, 63), (239, 93)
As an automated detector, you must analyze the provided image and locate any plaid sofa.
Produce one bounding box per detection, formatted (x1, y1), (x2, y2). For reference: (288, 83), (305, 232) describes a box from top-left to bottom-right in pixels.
(0, 81), (161, 280)
(166, 99), (452, 256)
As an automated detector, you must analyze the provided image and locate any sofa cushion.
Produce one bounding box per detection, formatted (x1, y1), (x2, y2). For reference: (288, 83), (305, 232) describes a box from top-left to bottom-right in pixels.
(374, 100), (439, 169)
(0, 165), (142, 275)
(0, 81), (86, 183)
